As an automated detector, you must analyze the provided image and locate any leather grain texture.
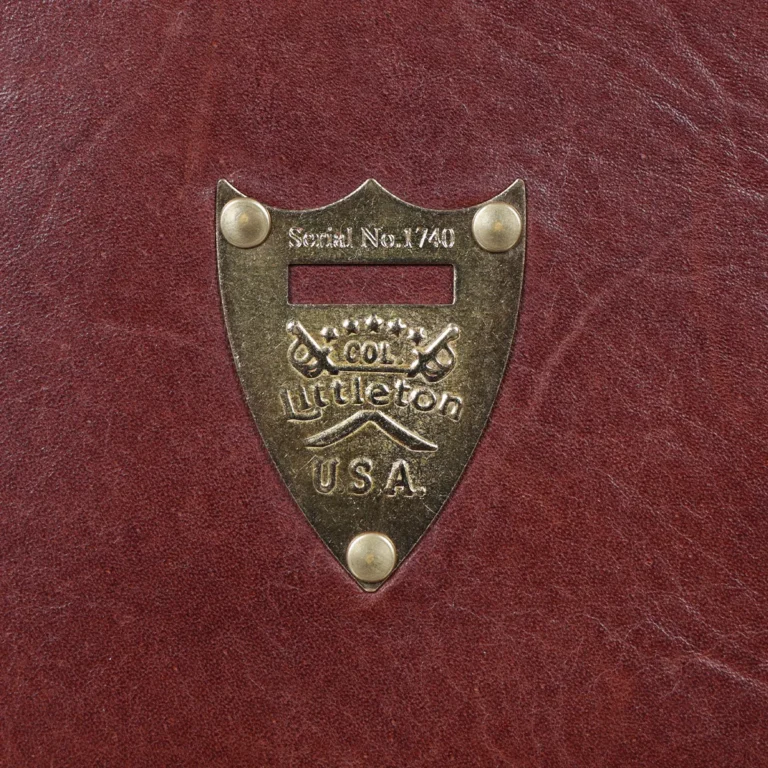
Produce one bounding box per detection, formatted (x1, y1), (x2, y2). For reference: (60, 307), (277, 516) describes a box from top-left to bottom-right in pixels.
(2, 1), (767, 766)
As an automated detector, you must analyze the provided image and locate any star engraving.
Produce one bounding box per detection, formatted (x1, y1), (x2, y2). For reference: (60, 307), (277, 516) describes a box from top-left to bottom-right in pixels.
(365, 314), (384, 332)
(387, 318), (407, 336)
(320, 326), (339, 342)
(342, 318), (359, 334)
(408, 327), (426, 346)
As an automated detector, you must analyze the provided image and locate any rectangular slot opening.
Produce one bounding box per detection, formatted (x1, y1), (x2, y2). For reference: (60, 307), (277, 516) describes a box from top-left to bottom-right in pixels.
(289, 264), (454, 305)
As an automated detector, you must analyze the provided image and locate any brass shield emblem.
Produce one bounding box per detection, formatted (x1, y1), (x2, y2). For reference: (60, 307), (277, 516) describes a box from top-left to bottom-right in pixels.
(217, 179), (525, 590)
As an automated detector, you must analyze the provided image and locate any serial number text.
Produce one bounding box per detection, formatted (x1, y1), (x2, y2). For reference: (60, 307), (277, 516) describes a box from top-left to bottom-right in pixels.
(288, 226), (455, 250)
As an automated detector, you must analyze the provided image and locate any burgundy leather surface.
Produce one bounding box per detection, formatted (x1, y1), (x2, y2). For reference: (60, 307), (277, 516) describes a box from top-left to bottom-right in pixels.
(2, 1), (767, 765)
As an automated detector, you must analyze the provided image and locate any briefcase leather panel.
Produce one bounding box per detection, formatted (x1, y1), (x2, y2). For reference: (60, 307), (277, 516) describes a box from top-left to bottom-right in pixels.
(2, 2), (766, 766)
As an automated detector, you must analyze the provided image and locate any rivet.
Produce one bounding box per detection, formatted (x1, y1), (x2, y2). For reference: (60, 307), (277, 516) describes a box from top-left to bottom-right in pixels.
(220, 197), (271, 249)
(346, 532), (397, 584)
(472, 202), (522, 252)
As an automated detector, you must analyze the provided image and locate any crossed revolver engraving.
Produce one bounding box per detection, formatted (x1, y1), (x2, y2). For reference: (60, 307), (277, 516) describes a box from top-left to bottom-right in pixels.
(286, 320), (460, 383)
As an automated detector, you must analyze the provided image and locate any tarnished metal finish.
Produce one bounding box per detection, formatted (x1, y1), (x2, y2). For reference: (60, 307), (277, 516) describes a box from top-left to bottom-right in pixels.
(217, 179), (526, 590)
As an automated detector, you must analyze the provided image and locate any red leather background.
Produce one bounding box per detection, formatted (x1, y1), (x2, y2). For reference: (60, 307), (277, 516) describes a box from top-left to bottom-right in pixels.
(2, 2), (767, 766)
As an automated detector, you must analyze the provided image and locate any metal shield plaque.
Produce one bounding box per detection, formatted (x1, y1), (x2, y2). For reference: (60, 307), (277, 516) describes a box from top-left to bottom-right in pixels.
(217, 179), (525, 590)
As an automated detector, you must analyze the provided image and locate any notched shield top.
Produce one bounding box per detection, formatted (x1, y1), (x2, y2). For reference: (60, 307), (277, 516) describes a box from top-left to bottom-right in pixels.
(217, 179), (525, 590)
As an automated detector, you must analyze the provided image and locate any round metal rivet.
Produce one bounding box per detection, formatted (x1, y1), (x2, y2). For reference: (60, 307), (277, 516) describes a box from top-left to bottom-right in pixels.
(346, 532), (397, 583)
(472, 202), (522, 252)
(220, 197), (271, 248)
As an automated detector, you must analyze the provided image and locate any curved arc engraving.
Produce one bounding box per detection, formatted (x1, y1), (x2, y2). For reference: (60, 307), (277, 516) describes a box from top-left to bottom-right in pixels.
(304, 411), (438, 452)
